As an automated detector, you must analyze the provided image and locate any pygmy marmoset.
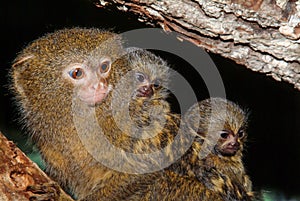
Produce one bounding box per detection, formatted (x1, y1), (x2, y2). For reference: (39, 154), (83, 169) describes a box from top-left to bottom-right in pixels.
(11, 28), (132, 199)
(11, 28), (183, 200)
(135, 97), (256, 201)
(11, 27), (256, 201)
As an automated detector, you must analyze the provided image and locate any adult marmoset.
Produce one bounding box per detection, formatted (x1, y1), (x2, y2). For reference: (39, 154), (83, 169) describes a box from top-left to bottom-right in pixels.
(11, 30), (183, 200)
(11, 28), (133, 199)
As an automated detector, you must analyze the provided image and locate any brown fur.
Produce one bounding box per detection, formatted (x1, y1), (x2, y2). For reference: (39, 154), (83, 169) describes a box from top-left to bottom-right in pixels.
(132, 98), (257, 201)
(11, 29), (181, 200)
(11, 28), (256, 200)
(11, 28), (130, 199)
(79, 49), (184, 200)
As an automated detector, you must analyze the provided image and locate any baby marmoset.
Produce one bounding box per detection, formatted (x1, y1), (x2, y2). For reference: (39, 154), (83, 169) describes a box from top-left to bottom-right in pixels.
(136, 97), (256, 201)
(80, 49), (188, 200)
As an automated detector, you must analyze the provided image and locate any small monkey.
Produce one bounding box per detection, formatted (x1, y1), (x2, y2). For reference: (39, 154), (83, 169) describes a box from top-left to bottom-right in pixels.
(11, 30), (181, 200)
(11, 28), (255, 200)
(80, 49), (184, 200)
(136, 97), (256, 201)
(109, 49), (172, 141)
(11, 28), (132, 199)
(182, 97), (255, 200)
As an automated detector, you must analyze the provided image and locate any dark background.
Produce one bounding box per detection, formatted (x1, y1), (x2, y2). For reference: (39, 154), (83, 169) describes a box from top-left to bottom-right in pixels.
(1, 0), (299, 200)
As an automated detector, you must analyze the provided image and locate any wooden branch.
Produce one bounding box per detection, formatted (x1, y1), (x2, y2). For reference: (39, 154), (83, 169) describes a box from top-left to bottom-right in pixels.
(0, 132), (73, 201)
(94, 0), (300, 90)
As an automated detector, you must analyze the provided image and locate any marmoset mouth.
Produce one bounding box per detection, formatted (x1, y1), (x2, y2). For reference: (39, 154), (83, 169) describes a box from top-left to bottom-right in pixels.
(223, 146), (240, 155)
(80, 93), (108, 106)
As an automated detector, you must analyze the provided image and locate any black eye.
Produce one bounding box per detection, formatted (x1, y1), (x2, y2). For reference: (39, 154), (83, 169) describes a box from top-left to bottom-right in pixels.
(69, 68), (84, 79)
(100, 60), (111, 73)
(153, 79), (162, 89)
(136, 73), (145, 83)
(220, 131), (229, 139)
(238, 130), (245, 139)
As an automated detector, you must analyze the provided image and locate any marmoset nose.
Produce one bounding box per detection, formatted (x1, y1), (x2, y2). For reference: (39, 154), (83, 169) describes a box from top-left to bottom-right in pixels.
(229, 140), (240, 147)
(92, 77), (107, 90)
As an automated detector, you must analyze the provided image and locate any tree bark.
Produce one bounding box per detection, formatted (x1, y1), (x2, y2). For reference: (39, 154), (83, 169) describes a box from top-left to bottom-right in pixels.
(0, 132), (73, 201)
(94, 0), (300, 90)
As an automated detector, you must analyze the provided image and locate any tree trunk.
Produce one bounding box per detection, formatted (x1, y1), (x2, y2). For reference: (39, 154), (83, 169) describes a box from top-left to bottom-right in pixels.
(94, 0), (300, 90)
(0, 132), (73, 201)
